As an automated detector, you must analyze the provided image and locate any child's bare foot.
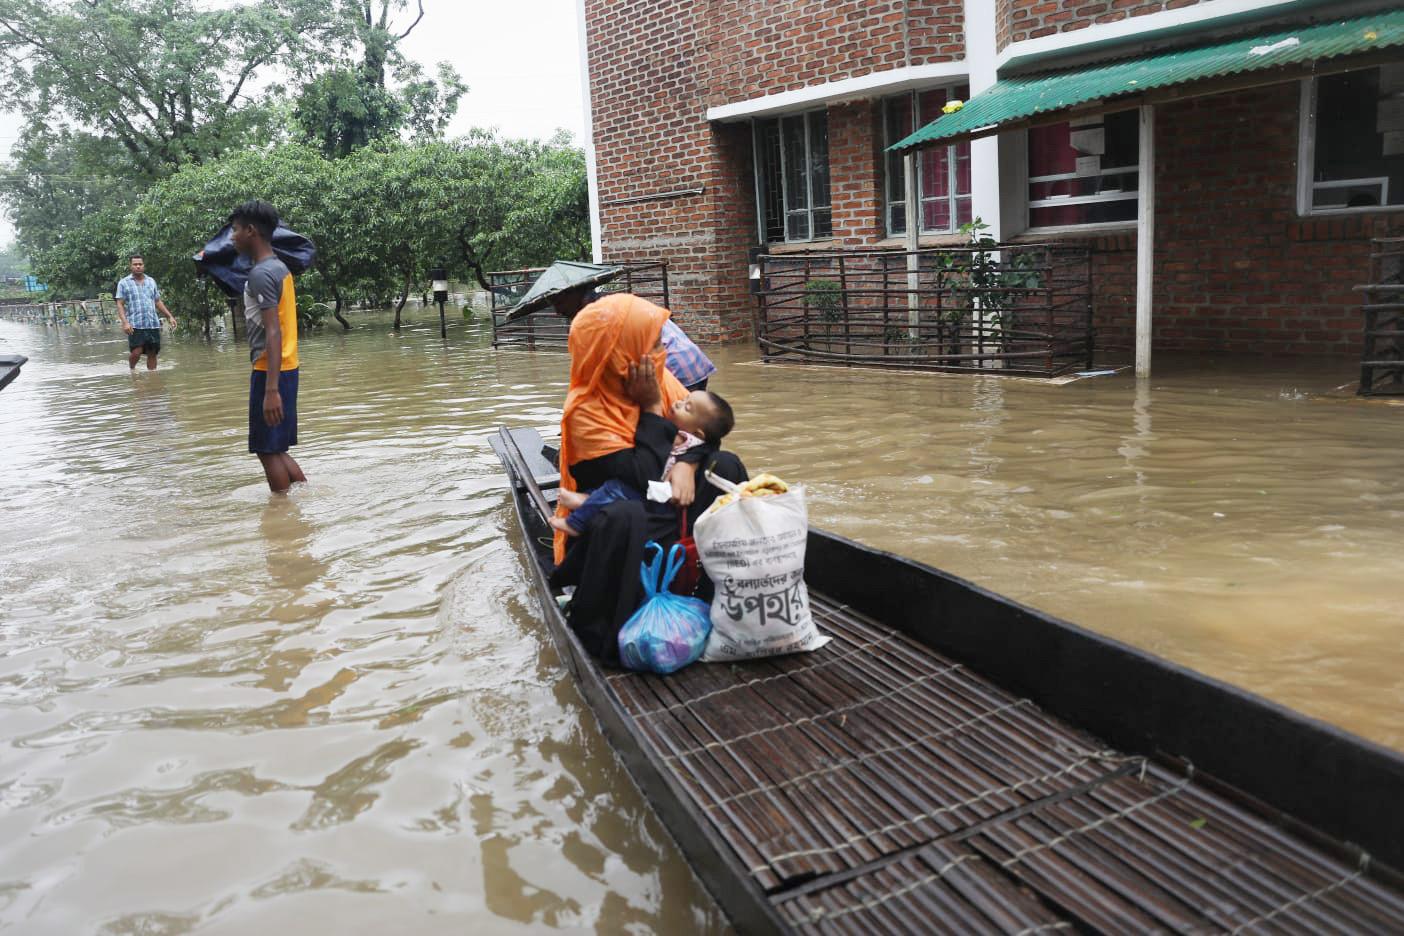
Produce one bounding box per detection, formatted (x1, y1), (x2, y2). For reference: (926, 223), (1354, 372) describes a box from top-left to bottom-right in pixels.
(550, 516), (580, 537)
(558, 489), (587, 510)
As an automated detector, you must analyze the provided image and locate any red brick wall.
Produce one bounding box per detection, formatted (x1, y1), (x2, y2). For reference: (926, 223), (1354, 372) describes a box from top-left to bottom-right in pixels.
(588, 0), (964, 342)
(997, 0), (1210, 50)
(587, 0), (754, 341)
(701, 1), (963, 107)
(1038, 83), (1394, 356)
(827, 101), (887, 245)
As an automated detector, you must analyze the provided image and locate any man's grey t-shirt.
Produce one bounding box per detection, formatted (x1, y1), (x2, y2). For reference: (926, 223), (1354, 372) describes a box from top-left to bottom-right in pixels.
(243, 256), (290, 365)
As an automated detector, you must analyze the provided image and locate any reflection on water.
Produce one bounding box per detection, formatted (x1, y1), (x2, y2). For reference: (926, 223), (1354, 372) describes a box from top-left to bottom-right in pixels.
(1, 314), (1401, 931)
(0, 317), (724, 933)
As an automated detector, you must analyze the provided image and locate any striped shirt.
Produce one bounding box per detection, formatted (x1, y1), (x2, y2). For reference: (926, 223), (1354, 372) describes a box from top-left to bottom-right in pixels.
(115, 275), (161, 329)
(661, 319), (716, 388)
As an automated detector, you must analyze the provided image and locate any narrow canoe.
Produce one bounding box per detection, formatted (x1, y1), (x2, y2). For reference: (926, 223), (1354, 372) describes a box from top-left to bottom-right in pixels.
(492, 425), (1404, 933)
(0, 354), (26, 393)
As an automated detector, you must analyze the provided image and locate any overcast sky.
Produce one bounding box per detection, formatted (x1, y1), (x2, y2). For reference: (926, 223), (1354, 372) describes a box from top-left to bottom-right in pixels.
(0, 0), (587, 246)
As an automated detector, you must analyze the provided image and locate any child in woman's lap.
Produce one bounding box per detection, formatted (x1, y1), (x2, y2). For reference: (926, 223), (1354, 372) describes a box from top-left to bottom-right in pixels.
(551, 389), (734, 537)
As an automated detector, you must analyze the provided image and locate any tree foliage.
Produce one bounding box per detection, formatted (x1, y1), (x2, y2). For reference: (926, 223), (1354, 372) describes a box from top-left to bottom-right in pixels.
(292, 1), (464, 158)
(0, 0), (465, 291)
(103, 136), (590, 329)
(0, 0), (326, 175)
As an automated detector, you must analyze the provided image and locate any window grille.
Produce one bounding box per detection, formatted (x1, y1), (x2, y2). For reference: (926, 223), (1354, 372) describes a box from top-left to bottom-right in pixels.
(754, 110), (832, 243)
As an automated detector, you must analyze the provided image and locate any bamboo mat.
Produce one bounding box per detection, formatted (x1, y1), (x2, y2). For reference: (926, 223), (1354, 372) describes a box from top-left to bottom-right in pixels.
(605, 595), (1404, 933)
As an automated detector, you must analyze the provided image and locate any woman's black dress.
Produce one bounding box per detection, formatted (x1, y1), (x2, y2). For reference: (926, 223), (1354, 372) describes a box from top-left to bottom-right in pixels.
(549, 411), (746, 664)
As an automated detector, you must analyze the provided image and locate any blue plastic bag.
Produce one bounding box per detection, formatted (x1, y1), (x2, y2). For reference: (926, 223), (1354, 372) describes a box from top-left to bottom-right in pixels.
(619, 542), (712, 674)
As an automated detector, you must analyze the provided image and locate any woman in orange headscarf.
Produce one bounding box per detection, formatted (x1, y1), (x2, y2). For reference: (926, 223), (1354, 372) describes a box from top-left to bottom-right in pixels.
(549, 291), (745, 664)
(554, 292), (688, 562)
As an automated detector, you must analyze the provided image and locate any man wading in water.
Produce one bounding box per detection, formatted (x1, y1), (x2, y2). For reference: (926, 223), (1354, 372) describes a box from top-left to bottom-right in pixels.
(115, 255), (178, 370)
(230, 200), (306, 493)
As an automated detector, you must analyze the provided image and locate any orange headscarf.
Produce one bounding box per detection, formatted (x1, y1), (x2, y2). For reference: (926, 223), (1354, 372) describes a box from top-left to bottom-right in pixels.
(556, 293), (688, 562)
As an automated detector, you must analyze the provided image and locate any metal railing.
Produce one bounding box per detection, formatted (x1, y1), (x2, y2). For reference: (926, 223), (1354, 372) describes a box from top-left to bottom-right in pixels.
(753, 244), (1094, 376)
(1358, 237), (1404, 396)
(0, 297), (119, 326)
(489, 261), (671, 351)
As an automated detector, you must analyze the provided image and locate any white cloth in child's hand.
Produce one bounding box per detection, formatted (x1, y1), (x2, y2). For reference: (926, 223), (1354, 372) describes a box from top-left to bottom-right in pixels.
(646, 479), (674, 503)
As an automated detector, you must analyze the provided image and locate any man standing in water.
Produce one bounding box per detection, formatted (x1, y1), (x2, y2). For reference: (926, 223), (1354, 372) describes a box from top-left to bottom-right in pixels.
(230, 200), (305, 493)
(114, 255), (178, 370)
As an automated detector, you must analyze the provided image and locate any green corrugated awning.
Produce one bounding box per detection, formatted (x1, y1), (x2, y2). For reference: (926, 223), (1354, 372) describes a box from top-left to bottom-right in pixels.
(890, 10), (1404, 152)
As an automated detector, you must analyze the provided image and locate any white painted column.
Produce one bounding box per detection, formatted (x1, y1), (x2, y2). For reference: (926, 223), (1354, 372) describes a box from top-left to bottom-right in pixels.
(964, 0), (1001, 238)
(576, 0), (603, 263)
(1135, 104), (1155, 378)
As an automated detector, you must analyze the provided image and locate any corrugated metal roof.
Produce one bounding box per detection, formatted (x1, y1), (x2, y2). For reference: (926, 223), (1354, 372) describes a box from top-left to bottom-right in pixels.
(891, 9), (1404, 151)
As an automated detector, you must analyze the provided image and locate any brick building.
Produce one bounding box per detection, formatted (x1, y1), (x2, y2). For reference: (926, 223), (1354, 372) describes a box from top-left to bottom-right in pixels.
(576, 0), (1404, 371)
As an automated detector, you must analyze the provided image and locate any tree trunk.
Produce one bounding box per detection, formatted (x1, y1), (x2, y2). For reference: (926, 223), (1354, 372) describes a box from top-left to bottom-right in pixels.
(393, 277), (409, 331)
(332, 287), (351, 331)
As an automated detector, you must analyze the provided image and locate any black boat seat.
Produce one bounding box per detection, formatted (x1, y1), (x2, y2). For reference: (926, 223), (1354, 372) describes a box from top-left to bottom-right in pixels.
(492, 427), (560, 512)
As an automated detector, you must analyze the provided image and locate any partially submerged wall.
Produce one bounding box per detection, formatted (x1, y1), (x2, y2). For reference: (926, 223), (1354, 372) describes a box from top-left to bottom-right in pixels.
(1047, 83), (1395, 356)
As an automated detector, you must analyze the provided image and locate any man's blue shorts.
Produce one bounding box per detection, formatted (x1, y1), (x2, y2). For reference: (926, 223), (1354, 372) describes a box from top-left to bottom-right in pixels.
(249, 368), (298, 454)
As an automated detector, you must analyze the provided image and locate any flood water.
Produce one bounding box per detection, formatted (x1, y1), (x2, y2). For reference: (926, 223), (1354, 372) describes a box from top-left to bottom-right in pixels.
(0, 312), (1400, 932)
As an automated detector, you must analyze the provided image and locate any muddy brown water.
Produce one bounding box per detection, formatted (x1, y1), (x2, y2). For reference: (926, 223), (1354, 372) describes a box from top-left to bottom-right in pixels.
(0, 313), (1400, 932)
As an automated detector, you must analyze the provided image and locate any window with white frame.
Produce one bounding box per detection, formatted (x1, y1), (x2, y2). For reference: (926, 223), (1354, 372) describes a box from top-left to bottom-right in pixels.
(1304, 66), (1404, 212)
(1027, 109), (1139, 229)
(883, 85), (972, 235)
(754, 110), (832, 242)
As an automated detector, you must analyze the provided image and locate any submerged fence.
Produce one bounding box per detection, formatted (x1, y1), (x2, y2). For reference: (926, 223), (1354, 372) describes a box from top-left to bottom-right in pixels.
(489, 261), (671, 351)
(754, 244), (1094, 376)
(0, 297), (119, 327)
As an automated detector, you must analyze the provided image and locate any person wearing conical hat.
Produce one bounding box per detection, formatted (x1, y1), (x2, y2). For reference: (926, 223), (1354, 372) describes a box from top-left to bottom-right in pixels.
(506, 261), (717, 391)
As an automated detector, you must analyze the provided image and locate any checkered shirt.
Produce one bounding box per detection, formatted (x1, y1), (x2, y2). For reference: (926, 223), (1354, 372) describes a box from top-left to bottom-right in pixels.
(116, 275), (162, 329)
(661, 319), (715, 388)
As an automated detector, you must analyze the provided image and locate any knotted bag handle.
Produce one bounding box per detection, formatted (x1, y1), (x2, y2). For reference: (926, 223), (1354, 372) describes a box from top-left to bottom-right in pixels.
(640, 540), (688, 598)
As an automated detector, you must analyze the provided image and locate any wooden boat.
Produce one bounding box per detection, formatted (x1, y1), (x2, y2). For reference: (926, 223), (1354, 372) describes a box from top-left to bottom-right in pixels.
(492, 425), (1404, 933)
(0, 354), (26, 393)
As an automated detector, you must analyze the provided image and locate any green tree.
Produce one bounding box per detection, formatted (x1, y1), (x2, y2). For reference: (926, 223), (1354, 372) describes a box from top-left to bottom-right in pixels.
(292, 1), (464, 158)
(0, 0), (328, 176)
(0, 0), (464, 292)
(98, 135), (590, 334)
(446, 131), (592, 290)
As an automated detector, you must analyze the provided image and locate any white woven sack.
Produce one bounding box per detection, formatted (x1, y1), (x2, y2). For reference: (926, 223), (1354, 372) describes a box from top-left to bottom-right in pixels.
(693, 485), (830, 661)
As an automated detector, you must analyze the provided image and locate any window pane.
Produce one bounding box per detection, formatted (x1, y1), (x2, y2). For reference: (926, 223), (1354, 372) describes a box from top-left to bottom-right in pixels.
(1313, 67), (1404, 209)
(756, 118), (785, 242)
(920, 144), (949, 202)
(918, 87), (949, 125)
(1028, 109), (1139, 228)
(1103, 110), (1138, 167)
(889, 203), (907, 234)
(921, 198), (950, 232)
(813, 208), (832, 239)
(884, 95), (912, 235)
(954, 141), (971, 196)
(808, 112), (830, 210)
(1028, 122), (1076, 177)
(956, 196), (972, 226)
(884, 97), (909, 201)
(782, 115), (809, 211)
(787, 211), (810, 240)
